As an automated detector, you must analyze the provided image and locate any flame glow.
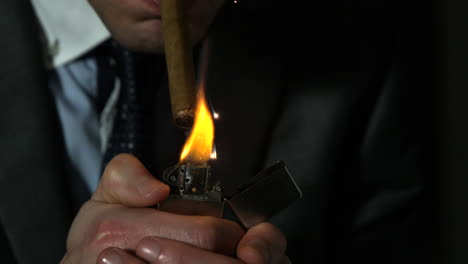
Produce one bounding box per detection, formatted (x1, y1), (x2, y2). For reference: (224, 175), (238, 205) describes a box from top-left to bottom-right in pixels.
(179, 88), (215, 165)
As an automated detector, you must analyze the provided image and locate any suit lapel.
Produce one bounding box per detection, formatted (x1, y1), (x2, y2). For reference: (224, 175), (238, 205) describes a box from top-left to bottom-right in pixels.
(0, 1), (72, 263)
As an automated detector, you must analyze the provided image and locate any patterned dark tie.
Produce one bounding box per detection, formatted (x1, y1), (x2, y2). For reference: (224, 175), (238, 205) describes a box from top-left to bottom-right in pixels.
(96, 40), (145, 168)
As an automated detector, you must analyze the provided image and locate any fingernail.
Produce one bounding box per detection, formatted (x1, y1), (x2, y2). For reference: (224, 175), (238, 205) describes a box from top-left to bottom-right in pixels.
(99, 248), (123, 264)
(247, 239), (270, 263)
(138, 239), (161, 262)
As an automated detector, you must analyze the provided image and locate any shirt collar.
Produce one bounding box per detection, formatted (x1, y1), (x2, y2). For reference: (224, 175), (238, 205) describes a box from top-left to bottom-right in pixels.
(31, 0), (110, 68)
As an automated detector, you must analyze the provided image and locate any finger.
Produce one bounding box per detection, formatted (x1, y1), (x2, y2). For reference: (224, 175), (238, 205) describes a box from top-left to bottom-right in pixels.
(92, 154), (170, 207)
(134, 213), (244, 256)
(85, 208), (244, 256)
(136, 237), (244, 264)
(97, 247), (147, 264)
(237, 222), (288, 264)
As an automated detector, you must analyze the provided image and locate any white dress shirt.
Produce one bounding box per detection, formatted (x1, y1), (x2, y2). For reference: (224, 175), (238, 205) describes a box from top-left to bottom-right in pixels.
(31, 0), (112, 194)
(30, 0), (110, 67)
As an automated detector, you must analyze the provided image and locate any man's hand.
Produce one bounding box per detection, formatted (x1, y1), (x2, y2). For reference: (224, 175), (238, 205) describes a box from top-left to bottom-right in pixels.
(97, 222), (291, 264)
(60, 154), (244, 263)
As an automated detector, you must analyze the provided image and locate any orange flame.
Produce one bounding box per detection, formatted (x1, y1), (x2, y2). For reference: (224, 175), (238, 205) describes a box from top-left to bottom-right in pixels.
(179, 88), (215, 165)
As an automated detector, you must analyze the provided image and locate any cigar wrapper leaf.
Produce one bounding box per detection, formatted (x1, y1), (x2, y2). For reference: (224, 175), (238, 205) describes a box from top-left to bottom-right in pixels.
(161, 0), (196, 129)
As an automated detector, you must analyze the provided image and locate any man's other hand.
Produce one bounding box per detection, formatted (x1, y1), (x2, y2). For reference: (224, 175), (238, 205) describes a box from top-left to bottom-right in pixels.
(60, 154), (244, 263)
(97, 222), (291, 264)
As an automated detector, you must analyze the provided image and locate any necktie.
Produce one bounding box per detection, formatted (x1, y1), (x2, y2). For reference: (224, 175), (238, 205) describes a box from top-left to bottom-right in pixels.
(95, 40), (145, 168)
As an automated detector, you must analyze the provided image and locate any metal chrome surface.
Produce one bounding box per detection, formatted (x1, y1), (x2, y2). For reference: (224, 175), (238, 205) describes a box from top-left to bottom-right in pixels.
(225, 161), (303, 228)
(159, 164), (224, 217)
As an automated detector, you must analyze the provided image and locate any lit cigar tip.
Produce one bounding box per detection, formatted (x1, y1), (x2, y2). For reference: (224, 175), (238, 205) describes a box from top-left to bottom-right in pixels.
(175, 109), (194, 129)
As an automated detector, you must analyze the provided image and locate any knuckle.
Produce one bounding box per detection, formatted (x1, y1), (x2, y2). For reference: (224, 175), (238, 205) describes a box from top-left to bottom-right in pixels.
(103, 153), (135, 183)
(268, 224), (287, 251)
(88, 216), (127, 249)
(97, 165), (124, 203)
(103, 162), (123, 188)
(256, 223), (287, 251)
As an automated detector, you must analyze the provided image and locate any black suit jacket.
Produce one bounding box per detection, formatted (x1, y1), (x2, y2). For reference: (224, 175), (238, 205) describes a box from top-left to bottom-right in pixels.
(0, 0), (436, 263)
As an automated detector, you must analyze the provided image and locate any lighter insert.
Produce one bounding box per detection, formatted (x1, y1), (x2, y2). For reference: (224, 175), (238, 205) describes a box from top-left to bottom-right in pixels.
(158, 164), (224, 218)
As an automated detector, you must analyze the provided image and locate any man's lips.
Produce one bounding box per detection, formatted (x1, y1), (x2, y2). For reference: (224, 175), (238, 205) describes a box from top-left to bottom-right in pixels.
(141, 0), (195, 14)
(141, 0), (161, 13)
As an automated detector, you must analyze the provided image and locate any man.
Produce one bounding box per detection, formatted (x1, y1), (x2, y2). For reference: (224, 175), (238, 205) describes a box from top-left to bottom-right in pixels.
(0, 0), (435, 263)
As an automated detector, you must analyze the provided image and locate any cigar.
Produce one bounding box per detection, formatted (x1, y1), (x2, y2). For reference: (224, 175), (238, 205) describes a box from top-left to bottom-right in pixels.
(161, 0), (196, 129)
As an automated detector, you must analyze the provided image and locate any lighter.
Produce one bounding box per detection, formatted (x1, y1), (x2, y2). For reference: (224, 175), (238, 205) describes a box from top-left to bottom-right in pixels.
(158, 161), (302, 229)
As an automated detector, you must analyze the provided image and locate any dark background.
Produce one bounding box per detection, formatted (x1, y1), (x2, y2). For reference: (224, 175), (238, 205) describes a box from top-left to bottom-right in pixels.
(2, 0), (468, 262)
(234, 0), (468, 263)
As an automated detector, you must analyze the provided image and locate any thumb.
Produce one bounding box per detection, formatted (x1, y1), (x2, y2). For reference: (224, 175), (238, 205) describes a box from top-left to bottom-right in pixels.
(92, 154), (170, 207)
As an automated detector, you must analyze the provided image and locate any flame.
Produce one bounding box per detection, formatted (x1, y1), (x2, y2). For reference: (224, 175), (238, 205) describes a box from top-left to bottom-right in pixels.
(210, 144), (217, 159)
(180, 88), (215, 165)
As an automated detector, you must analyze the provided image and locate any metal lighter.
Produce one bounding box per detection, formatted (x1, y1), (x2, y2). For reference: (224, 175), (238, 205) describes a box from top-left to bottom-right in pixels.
(158, 164), (224, 217)
(158, 161), (302, 229)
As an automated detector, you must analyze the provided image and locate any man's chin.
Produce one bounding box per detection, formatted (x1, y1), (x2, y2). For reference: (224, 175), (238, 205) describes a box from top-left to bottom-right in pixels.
(110, 18), (206, 54)
(110, 19), (166, 54)
(122, 37), (165, 54)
